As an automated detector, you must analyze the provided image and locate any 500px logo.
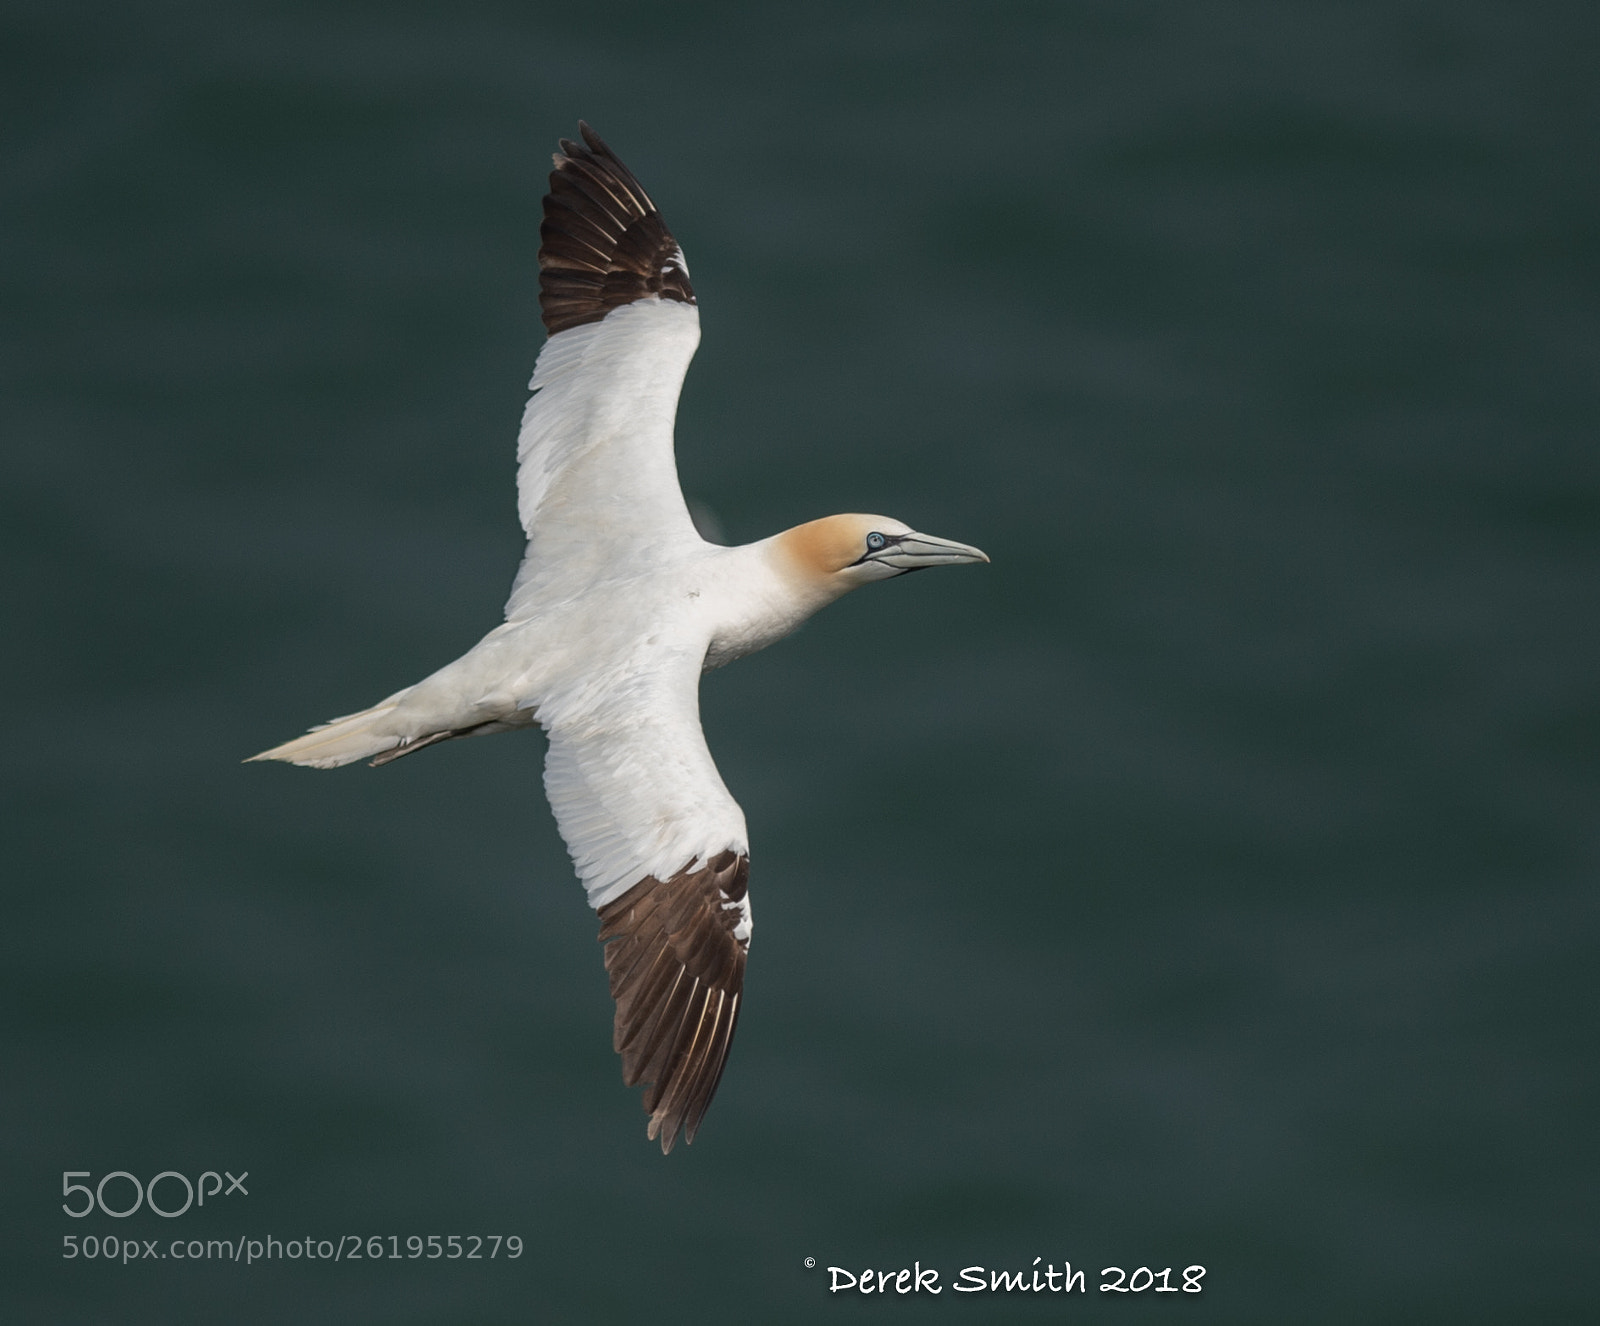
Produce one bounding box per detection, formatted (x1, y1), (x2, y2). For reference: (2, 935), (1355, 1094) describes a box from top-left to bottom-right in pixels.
(63, 1171), (248, 1219)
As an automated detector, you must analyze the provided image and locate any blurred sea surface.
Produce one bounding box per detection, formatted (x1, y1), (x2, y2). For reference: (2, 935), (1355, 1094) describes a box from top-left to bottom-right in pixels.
(2, 2), (1596, 1322)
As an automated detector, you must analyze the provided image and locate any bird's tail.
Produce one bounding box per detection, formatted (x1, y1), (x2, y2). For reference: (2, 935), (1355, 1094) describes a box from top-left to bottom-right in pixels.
(246, 692), (411, 769)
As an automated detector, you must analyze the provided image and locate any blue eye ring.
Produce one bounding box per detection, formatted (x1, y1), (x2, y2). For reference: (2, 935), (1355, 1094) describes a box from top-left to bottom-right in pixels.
(866, 531), (886, 550)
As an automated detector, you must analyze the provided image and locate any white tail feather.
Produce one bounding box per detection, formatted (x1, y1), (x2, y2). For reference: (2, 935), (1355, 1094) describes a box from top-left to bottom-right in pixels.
(247, 694), (410, 769)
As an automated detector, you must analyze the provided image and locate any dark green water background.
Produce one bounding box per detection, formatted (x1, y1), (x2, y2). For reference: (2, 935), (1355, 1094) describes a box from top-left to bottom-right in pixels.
(4, 2), (1596, 1322)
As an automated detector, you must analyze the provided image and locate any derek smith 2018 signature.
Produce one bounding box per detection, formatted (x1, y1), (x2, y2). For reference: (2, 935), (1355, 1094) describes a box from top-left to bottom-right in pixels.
(812, 1260), (1206, 1296)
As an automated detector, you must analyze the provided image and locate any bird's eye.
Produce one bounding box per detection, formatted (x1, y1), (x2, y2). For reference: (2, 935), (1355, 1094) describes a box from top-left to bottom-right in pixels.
(866, 531), (886, 550)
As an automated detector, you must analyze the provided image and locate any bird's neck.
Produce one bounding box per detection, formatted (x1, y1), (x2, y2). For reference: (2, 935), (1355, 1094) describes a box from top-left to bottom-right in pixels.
(700, 534), (845, 670)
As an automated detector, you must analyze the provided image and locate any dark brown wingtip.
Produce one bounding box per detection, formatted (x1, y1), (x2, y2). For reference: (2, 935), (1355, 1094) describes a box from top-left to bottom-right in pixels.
(538, 124), (696, 337)
(597, 853), (751, 1153)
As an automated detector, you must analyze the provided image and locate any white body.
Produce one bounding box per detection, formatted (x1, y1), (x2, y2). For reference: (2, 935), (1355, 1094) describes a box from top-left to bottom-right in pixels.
(259, 300), (840, 917)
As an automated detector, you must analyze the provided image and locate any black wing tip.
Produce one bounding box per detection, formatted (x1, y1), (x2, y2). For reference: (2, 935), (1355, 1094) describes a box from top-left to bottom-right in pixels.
(550, 122), (642, 204)
(538, 122), (696, 337)
(568, 121), (618, 165)
(597, 856), (750, 1154)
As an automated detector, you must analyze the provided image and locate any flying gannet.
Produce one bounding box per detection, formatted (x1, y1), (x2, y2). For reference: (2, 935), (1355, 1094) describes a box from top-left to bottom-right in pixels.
(251, 123), (988, 1152)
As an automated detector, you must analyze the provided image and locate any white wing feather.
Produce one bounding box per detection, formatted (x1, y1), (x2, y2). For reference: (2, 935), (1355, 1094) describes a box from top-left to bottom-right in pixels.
(505, 299), (703, 620)
(539, 634), (748, 911)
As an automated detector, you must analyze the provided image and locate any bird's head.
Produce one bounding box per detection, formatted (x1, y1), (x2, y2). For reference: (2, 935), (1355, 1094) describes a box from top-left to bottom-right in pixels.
(775, 514), (989, 595)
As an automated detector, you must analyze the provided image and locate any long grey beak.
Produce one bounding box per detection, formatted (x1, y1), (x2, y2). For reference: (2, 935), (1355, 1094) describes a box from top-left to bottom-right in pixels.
(867, 531), (991, 571)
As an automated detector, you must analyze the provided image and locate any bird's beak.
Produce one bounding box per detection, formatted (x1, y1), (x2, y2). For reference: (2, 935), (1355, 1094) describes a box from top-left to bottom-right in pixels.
(867, 531), (991, 572)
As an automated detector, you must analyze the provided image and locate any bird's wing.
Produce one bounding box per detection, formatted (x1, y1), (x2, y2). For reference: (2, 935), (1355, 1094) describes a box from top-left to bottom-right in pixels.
(596, 852), (749, 1155)
(541, 638), (752, 1152)
(505, 124), (703, 620)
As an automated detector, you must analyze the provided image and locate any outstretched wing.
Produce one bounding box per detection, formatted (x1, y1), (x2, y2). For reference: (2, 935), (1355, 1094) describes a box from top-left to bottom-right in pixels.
(540, 640), (752, 1152)
(598, 851), (749, 1154)
(506, 124), (703, 620)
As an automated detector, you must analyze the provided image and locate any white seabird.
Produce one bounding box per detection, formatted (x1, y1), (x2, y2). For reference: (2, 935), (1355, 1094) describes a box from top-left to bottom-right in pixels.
(251, 123), (988, 1152)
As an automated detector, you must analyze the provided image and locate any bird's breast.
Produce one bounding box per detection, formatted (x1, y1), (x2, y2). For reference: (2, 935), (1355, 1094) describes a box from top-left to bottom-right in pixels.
(699, 562), (828, 670)
(703, 615), (797, 671)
